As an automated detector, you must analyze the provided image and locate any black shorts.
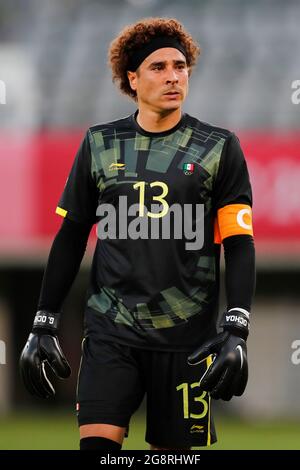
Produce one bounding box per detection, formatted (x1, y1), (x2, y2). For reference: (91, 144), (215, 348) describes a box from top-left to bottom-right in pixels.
(76, 335), (217, 448)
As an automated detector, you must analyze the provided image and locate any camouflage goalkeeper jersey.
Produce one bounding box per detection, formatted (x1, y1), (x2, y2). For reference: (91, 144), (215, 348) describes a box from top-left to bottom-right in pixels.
(56, 112), (253, 351)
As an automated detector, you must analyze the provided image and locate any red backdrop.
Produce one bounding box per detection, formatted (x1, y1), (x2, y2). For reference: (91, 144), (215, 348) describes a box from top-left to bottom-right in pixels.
(0, 131), (299, 258)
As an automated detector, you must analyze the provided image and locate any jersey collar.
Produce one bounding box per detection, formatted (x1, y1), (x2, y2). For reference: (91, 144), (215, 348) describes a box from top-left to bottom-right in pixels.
(131, 111), (186, 138)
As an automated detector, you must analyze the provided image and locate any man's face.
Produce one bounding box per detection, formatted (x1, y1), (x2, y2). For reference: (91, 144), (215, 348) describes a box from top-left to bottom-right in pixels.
(127, 47), (189, 113)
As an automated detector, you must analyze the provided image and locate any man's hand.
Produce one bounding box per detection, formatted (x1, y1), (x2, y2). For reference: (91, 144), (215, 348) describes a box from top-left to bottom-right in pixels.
(188, 331), (248, 401)
(188, 309), (249, 401)
(19, 311), (71, 399)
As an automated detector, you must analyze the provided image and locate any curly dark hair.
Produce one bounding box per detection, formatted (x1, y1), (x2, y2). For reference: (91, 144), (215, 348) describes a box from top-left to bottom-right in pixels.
(108, 17), (200, 100)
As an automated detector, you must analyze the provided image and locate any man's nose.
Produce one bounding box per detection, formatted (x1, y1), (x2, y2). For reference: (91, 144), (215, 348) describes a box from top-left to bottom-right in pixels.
(165, 68), (179, 83)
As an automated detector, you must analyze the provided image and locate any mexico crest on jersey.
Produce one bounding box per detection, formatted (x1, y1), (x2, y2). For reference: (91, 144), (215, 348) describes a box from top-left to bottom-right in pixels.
(183, 162), (195, 175)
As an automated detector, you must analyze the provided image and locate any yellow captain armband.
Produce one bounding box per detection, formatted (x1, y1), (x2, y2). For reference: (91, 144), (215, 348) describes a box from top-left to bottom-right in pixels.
(55, 207), (68, 218)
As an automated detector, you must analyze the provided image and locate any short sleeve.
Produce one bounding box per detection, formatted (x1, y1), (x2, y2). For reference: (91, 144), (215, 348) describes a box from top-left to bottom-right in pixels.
(213, 133), (252, 210)
(56, 131), (98, 224)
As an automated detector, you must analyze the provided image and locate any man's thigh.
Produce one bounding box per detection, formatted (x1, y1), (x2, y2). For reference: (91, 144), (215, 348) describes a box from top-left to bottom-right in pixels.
(76, 336), (145, 428)
(144, 349), (217, 448)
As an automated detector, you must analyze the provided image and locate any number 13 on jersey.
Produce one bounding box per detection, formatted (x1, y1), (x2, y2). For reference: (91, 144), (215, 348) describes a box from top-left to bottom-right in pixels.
(133, 181), (169, 218)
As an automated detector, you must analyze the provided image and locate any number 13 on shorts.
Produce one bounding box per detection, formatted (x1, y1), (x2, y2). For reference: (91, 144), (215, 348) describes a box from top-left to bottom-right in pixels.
(176, 355), (212, 420)
(176, 382), (209, 419)
(175, 355), (215, 446)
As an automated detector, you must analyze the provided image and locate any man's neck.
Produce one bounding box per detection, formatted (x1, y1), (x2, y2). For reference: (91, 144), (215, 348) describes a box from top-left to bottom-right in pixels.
(136, 108), (182, 133)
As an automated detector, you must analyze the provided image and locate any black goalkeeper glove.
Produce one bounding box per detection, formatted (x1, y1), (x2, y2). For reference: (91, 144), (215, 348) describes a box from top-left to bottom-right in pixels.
(19, 311), (71, 399)
(188, 309), (249, 401)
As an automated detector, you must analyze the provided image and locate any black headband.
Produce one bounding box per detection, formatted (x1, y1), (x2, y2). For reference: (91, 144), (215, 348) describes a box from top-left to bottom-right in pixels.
(127, 36), (187, 72)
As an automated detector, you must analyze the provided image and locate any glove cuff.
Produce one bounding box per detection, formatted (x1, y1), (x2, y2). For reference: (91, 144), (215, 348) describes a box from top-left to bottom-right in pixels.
(33, 310), (60, 332)
(219, 308), (250, 340)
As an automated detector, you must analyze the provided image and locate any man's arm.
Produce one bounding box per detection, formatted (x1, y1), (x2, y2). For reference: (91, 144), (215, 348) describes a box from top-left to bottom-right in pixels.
(224, 234), (255, 315)
(188, 133), (255, 401)
(20, 128), (98, 398)
(20, 217), (93, 398)
(38, 217), (93, 312)
(187, 234), (255, 400)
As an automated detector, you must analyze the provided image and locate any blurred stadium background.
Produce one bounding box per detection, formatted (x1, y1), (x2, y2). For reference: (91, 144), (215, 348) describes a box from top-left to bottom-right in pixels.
(0, 0), (300, 450)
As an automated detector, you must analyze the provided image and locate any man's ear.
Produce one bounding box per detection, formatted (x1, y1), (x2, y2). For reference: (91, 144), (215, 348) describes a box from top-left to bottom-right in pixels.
(127, 71), (137, 91)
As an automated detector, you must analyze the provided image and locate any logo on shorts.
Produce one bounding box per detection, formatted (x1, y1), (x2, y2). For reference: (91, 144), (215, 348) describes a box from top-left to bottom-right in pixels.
(183, 163), (195, 175)
(190, 424), (204, 433)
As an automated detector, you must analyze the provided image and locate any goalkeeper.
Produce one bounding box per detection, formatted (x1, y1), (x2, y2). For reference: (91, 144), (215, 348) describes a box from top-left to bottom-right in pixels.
(20, 17), (255, 450)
